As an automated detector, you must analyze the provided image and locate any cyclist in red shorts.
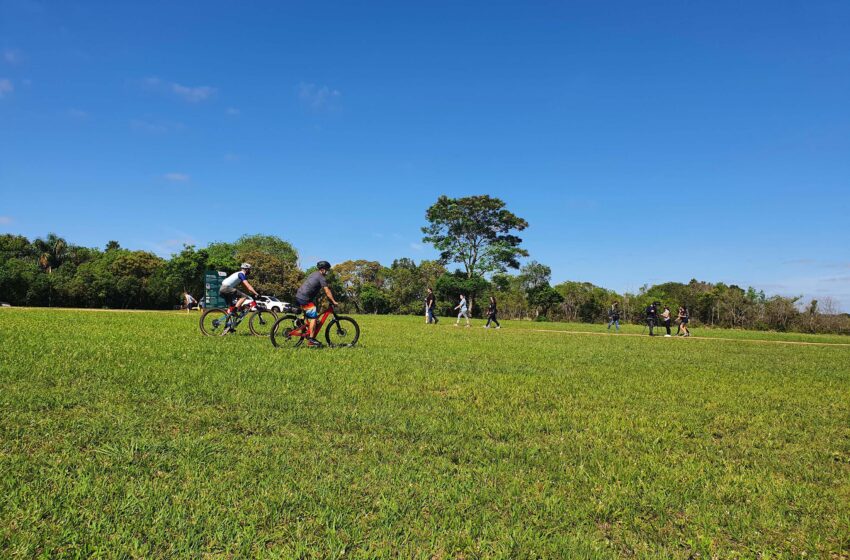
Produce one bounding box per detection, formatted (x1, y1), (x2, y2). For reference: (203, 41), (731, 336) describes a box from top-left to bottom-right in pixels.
(294, 261), (341, 347)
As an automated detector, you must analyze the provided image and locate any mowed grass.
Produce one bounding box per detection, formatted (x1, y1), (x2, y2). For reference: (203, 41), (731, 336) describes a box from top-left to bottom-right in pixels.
(1, 309), (849, 559)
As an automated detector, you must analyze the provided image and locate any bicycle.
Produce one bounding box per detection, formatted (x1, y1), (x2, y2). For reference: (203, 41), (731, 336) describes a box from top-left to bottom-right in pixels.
(269, 302), (360, 348)
(199, 297), (278, 337)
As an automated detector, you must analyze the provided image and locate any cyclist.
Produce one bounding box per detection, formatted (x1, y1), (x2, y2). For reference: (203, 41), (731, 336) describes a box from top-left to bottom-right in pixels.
(295, 260), (341, 347)
(219, 263), (260, 315)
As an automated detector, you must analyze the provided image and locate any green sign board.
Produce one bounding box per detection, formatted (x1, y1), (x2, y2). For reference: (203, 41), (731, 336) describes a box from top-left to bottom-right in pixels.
(204, 270), (228, 308)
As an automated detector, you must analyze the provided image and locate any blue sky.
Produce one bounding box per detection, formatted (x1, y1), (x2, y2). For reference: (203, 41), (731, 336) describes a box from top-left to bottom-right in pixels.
(1, 0), (849, 309)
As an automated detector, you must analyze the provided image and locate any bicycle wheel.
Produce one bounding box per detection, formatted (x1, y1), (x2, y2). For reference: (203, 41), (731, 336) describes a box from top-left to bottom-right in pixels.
(324, 316), (360, 347)
(200, 308), (231, 336)
(270, 314), (305, 348)
(249, 309), (278, 337)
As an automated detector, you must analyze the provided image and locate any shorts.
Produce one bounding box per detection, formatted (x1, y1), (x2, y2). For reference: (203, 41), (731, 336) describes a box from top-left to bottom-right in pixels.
(220, 288), (247, 307)
(300, 302), (318, 319)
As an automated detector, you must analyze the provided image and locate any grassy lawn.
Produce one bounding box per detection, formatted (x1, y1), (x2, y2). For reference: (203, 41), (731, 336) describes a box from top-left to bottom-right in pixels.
(1, 308), (849, 558)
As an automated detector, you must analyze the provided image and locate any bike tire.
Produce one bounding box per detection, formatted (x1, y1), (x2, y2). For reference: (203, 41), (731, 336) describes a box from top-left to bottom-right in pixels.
(249, 309), (278, 337)
(270, 314), (304, 348)
(200, 308), (231, 336)
(324, 316), (360, 347)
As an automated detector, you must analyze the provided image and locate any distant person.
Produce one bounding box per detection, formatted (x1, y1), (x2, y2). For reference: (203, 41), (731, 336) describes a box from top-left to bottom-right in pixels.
(425, 288), (438, 324)
(661, 305), (672, 337)
(454, 294), (470, 327)
(607, 302), (620, 331)
(295, 261), (341, 347)
(677, 306), (691, 337)
(484, 295), (500, 329)
(645, 301), (658, 336)
(184, 292), (197, 313)
(220, 263), (260, 315)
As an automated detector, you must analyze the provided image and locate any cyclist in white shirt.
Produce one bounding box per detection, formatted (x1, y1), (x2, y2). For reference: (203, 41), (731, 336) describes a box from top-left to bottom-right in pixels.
(219, 263), (260, 314)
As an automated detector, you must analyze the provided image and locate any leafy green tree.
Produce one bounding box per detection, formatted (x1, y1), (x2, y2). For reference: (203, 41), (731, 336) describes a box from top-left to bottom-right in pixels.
(233, 234), (298, 265)
(335, 260), (385, 312)
(422, 195), (527, 313)
(422, 195), (528, 279)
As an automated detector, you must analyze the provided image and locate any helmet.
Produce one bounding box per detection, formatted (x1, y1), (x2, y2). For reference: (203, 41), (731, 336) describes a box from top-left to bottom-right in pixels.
(241, 262), (252, 270)
(316, 260), (331, 271)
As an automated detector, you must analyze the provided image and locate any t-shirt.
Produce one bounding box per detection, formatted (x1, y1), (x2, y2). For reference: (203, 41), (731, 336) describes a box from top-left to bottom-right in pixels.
(221, 271), (247, 291)
(488, 301), (497, 314)
(426, 293), (435, 307)
(185, 293), (196, 304)
(459, 298), (467, 311)
(646, 304), (657, 318)
(295, 271), (328, 304)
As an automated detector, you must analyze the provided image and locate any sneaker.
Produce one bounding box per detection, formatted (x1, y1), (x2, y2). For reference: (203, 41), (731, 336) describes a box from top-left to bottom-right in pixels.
(454, 323), (459, 327)
(484, 325), (489, 329)
(496, 326), (501, 329)
(306, 338), (323, 347)
(664, 334), (671, 337)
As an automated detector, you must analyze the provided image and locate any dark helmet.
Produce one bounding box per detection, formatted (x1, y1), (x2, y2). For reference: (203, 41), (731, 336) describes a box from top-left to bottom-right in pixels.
(317, 260), (331, 271)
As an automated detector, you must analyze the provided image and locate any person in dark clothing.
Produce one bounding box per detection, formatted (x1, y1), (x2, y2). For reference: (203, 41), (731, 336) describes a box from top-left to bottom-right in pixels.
(645, 301), (659, 336)
(295, 261), (341, 347)
(607, 302), (620, 331)
(677, 306), (691, 337)
(425, 287), (438, 324)
(484, 296), (500, 329)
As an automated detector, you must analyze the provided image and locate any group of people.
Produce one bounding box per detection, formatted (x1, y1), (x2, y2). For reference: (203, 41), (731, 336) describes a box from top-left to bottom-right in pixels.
(217, 261), (341, 347)
(606, 301), (691, 337)
(425, 290), (501, 329)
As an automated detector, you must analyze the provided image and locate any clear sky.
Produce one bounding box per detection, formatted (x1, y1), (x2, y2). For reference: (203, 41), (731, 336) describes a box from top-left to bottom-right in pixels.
(1, 0), (849, 309)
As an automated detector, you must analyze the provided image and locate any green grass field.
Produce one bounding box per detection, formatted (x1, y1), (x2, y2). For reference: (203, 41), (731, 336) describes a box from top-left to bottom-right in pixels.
(1, 309), (849, 558)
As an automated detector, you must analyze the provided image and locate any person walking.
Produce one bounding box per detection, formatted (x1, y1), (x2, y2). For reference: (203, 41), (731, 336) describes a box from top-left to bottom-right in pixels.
(677, 306), (691, 337)
(425, 287), (438, 324)
(661, 305), (672, 337)
(184, 292), (197, 313)
(454, 294), (470, 327)
(645, 301), (658, 336)
(607, 302), (620, 331)
(484, 295), (500, 329)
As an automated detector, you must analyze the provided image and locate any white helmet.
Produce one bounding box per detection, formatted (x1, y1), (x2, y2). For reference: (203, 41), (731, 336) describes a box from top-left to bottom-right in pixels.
(240, 262), (252, 270)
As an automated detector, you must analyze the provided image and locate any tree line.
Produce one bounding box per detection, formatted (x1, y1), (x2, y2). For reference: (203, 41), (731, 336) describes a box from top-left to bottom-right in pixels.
(1, 195), (847, 334)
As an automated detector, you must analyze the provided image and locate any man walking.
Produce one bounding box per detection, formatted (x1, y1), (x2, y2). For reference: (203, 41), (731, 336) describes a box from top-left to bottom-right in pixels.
(645, 301), (658, 336)
(607, 302), (620, 331)
(425, 287), (438, 324)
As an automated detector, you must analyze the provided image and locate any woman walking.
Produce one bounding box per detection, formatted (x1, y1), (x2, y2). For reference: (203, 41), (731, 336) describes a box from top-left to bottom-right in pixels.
(677, 306), (690, 337)
(425, 287), (438, 324)
(661, 305), (672, 337)
(454, 294), (470, 327)
(484, 295), (500, 329)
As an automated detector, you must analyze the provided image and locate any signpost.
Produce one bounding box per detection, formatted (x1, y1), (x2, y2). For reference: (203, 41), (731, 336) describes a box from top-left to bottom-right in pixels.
(204, 270), (228, 308)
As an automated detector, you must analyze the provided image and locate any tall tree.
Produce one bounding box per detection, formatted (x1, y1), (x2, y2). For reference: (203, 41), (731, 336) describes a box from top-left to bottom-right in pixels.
(422, 195), (527, 312)
(422, 195), (528, 279)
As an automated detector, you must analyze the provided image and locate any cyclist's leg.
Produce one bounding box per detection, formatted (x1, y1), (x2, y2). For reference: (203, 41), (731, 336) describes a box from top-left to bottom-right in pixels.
(300, 302), (319, 340)
(233, 289), (249, 311)
(220, 289), (237, 313)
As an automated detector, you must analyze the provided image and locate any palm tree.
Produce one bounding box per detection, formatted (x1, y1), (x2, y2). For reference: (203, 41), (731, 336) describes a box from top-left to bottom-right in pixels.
(33, 233), (68, 274)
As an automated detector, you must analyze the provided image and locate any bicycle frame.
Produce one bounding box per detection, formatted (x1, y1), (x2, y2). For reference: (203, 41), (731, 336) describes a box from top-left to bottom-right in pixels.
(288, 305), (337, 340)
(221, 300), (257, 330)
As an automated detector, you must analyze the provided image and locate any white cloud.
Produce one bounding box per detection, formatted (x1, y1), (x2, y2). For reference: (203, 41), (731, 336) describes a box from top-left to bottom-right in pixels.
(297, 82), (341, 110)
(163, 172), (190, 182)
(410, 242), (423, 251)
(226, 107), (240, 116)
(0, 216), (13, 225)
(0, 79), (13, 98)
(171, 82), (215, 102)
(131, 118), (185, 133)
(142, 76), (216, 102)
(3, 49), (22, 64)
(67, 108), (88, 119)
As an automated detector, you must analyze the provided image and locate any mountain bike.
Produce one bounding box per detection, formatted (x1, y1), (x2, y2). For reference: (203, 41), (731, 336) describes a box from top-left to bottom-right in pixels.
(199, 297), (278, 337)
(269, 302), (360, 348)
